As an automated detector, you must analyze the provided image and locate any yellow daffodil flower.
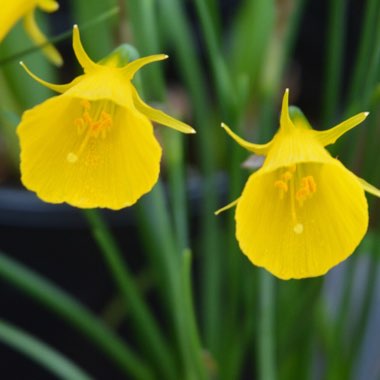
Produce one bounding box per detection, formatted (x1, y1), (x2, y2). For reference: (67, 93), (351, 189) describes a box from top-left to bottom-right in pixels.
(217, 89), (380, 280)
(1, 0), (62, 66)
(17, 25), (195, 210)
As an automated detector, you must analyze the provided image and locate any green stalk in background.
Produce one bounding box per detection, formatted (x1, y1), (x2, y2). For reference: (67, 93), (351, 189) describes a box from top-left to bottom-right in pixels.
(346, 235), (379, 378)
(229, 0), (275, 104)
(0, 7), (120, 66)
(158, 0), (221, 357)
(69, 0), (117, 61)
(346, 0), (380, 112)
(0, 21), (56, 109)
(0, 319), (93, 380)
(136, 185), (202, 380)
(83, 209), (177, 380)
(258, 272), (276, 380)
(123, 2), (207, 377)
(124, 0), (165, 100)
(193, 3), (254, 377)
(0, 252), (152, 380)
(336, 0), (380, 163)
(258, 0), (307, 142)
(124, 0), (190, 252)
(182, 250), (209, 380)
(322, 0), (347, 128)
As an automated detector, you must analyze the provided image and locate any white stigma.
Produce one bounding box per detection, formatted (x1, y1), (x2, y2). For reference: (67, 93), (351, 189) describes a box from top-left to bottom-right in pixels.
(293, 223), (304, 234)
(67, 152), (78, 163)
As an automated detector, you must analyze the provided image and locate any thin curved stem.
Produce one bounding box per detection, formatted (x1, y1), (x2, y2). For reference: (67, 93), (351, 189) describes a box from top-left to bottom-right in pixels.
(0, 251), (152, 380)
(0, 319), (93, 380)
(83, 209), (177, 380)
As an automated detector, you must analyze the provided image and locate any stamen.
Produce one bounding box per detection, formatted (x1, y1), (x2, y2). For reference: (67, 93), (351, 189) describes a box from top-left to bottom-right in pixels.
(306, 176), (317, 192)
(274, 180), (288, 192)
(273, 166), (317, 235)
(74, 118), (86, 134)
(282, 171), (293, 181)
(67, 100), (114, 164)
(274, 180), (288, 199)
(81, 99), (91, 110)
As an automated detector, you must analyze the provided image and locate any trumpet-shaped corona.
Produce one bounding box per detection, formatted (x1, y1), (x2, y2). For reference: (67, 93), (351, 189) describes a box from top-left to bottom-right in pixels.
(0, 0), (62, 66)
(216, 89), (380, 279)
(17, 25), (195, 210)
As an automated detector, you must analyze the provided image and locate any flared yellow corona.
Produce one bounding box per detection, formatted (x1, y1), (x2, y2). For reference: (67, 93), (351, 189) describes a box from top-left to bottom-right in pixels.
(17, 25), (195, 210)
(0, 0), (62, 65)
(217, 89), (380, 279)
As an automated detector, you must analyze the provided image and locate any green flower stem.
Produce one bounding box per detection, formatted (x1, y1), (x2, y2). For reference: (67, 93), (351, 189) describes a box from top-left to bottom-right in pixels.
(362, 105), (380, 180)
(361, 14), (380, 107)
(334, 255), (357, 338)
(136, 184), (203, 380)
(125, 0), (190, 252)
(229, 0), (275, 100)
(125, 3), (205, 377)
(339, 3), (380, 165)
(163, 131), (189, 249)
(0, 7), (120, 66)
(182, 250), (209, 380)
(193, 0), (236, 117)
(258, 0), (307, 140)
(136, 183), (180, 312)
(346, 235), (379, 377)
(0, 319), (93, 380)
(193, 0), (245, 363)
(159, 0), (221, 353)
(322, 0), (347, 127)
(346, 0), (379, 110)
(0, 251), (152, 380)
(258, 271), (276, 380)
(82, 209), (177, 380)
(327, 239), (372, 379)
(70, 0), (117, 61)
(124, 0), (165, 100)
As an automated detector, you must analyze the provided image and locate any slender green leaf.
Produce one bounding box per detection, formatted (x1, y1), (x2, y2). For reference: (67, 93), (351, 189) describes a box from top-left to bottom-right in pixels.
(0, 319), (93, 380)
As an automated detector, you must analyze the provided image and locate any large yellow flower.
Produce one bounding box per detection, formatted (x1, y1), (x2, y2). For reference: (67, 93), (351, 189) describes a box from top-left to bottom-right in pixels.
(217, 89), (380, 280)
(0, 0), (62, 65)
(17, 25), (195, 210)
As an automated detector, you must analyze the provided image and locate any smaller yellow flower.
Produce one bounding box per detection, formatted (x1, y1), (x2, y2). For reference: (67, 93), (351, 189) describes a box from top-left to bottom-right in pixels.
(217, 89), (380, 280)
(1, 0), (62, 66)
(17, 25), (195, 210)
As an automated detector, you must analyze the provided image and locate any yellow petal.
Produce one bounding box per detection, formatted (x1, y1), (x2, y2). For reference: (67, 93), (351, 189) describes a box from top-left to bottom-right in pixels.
(17, 96), (162, 209)
(63, 69), (134, 108)
(357, 176), (380, 197)
(262, 128), (332, 173)
(313, 112), (369, 146)
(23, 10), (63, 66)
(289, 106), (312, 130)
(0, 0), (34, 41)
(221, 123), (272, 155)
(280, 88), (295, 133)
(37, 0), (59, 12)
(72, 25), (98, 73)
(215, 198), (240, 215)
(131, 86), (195, 133)
(122, 54), (168, 79)
(20, 61), (80, 93)
(235, 161), (368, 279)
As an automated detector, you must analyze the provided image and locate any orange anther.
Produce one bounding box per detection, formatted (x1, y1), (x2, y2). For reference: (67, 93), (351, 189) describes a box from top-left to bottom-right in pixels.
(274, 180), (288, 192)
(282, 171), (293, 181)
(81, 100), (91, 110)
